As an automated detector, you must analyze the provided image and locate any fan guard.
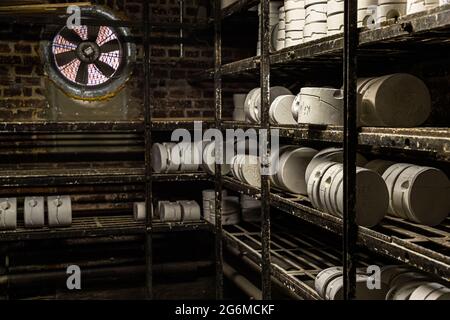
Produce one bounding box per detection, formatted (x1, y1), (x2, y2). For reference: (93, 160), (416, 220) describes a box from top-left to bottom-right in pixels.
(42, 6), (135, 99)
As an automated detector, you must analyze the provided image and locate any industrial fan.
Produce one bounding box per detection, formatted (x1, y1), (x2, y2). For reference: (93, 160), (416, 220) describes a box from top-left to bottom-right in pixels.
(41, 6), (135, 101)
(52, 24), (122, 87)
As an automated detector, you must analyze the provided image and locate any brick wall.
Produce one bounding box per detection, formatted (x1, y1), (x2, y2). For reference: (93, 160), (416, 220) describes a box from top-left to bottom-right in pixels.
(0, 0), (254, 121)
(0, 41), (47, 120)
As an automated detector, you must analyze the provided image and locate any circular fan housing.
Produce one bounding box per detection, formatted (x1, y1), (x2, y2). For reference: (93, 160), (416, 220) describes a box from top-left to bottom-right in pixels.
(42, 6), (135, 99)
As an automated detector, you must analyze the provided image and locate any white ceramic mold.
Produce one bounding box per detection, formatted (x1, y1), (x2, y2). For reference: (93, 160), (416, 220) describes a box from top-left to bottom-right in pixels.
(357, 73), (431, 127)
(202, 141), (232, 175)
(392, 165), (450, 226)
(269, 95), (297, 125)
(276, 147), (318, 194)
(307, 161), (337, 211)
(179, 200), (201, 221)
(297, 87), (344, 125)
(47, 195), (72, 227)
(0, 198), (17, 230)
(336, 168), (389, 227)
(24, 196), (45, 228)
(305, 147), (368, 183)
(133, 202), (146, 221)
(377, 2), (407, 23)
(365, 159), (396, 175)
(160, 202), (182, 222)
(409, 282), (450, 300)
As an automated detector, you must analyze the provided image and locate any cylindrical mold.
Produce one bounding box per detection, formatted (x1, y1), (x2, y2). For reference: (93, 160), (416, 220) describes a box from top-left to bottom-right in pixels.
(24, 196), (45, 228)
(47, 195), (72, 227)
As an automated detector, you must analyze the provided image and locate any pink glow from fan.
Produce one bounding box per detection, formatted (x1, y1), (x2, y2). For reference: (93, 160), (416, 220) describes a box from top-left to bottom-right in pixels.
(51, 25), (122, 87)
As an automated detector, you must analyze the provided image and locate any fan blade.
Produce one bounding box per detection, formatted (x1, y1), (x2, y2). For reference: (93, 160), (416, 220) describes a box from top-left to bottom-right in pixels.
(59, 27), (83, 45)
(55, 50), (76, 67)
(94, 60), (115, 78)
(87, 25), (100, 42)
(100, 39), (120, 53)
(75, 62), (89, 85)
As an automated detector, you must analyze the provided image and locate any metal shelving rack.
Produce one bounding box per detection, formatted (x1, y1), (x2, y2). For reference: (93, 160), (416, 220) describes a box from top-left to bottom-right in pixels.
(223, 219), (390, 300)
(0, 0), (449, 301)
(212, 1), (450, 300)
(0, 1), (213, 300)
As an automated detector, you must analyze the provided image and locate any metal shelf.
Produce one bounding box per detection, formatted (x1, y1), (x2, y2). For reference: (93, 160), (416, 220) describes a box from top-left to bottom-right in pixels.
(0, 14), (208, 30)
(0, 120), (216, 134)
(202, 5), (450, 77)
(222, 176), (450, 282)
(0, 167), (145, 187)
(222, 122), (450, 162)
(223, 220), (386, 300)
(0, 121), (144, 134)
(0, 216), (210, 242)
(151, 119), (214, 131)
(153, 172), (211, 182)
(153, 220), (211, 233)
(0, 167), (210, 187)
(0, 216), (145, 241)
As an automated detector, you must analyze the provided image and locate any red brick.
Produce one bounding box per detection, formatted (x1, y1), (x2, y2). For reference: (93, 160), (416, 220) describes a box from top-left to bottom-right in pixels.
(168, 89), (186, 98)
(193, 100), (213, 109)
(15, 66), (34, 76)
(34, 87), (44, 96)
(152, 109), (168, 118)
(151, 48), (166, 57)
(0, 66), (9, 76)
(152, 69), (169, 78)
(201, 50), (213, 58)
(0, 77), (13, 86)
(185, 50), (200, 58)
(22, 77), (42, 86)
(3, 87), (22, 97)
(186, 109), (203, 117)
(125, 4), (142, 13)
(202, 110), (214, 118)
(0, 43), (11, 53)
(170, 70), (187, 79)
(0, 108), (35, 121)
(14, 43), (32, 54)
(0, 55), (21, 65)
(168, 110), (185, 118)
(202, 90), (214, 98)
(23, 87), (33, 97)
(22, 56), (41, 65)
(168, 49), (181, 57)
(186, 7), (197, 16)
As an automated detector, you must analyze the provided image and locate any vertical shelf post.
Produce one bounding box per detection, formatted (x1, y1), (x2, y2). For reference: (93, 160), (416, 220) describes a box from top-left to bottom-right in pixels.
(214, 0), (224, 300)
(260, 0), (272, 300)
(143, 0), (153, 300)
(342, 0), (358, 300)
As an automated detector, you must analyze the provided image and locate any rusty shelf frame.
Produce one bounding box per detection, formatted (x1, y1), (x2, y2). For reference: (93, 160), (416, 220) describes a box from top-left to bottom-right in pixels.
(151, 119), (214, 131)
(0, 120), (217, 134)
(0, 121), (144, 134)
(0, 216), (210, 242)
(201, 4), (450, 77)
(0, 14), (209, 30)
(152, 172), (211, 182)
(222, 220), (388, 300)
(0, 0), (215, 300)
(222, 122), (450, 162)
(221, 176), (450, 282)
(0, 168), (210, 187)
